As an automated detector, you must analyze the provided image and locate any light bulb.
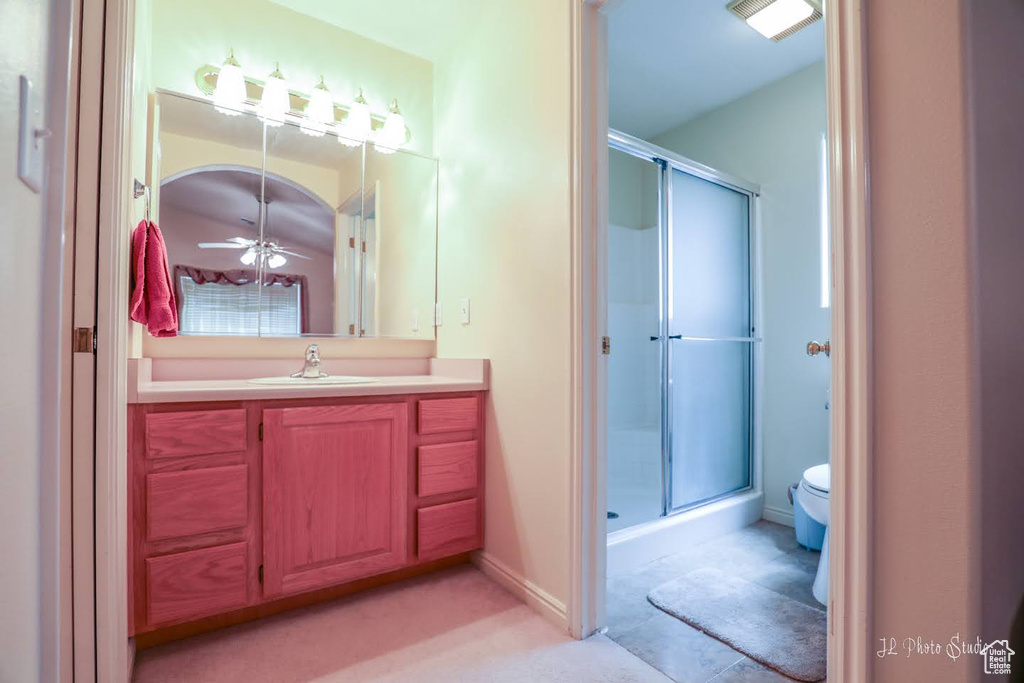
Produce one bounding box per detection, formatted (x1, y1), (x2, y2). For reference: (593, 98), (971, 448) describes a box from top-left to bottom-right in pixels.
(213, 50), (247, 116)
(337, 89), (371, 147)
(240, 247), (257, 266)
(267, 253), (287, 269)
(301, 76), (334, 137)
(374, 99), (407, 154)
(257, 63), (290, 127)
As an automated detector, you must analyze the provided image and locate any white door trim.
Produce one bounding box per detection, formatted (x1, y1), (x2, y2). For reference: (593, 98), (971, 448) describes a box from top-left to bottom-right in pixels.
(92, 0), (136, 678)
(569, 2), (874, 680)
(822, 1), (873, 680)
(568, 0), (612, 639)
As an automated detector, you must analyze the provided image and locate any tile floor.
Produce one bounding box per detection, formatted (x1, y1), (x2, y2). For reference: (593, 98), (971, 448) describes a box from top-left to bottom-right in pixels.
(606, 520), (825, 683)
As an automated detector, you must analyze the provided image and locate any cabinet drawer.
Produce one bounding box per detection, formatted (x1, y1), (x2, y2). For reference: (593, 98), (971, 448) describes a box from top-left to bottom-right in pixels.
(145, 409), (247, 459)
(417, 498), (480, 560)
(147, 465), (248, 541)
(146, 542), (248, 626)
(418, 397), (478, 435)
(418, 441), (478, 498)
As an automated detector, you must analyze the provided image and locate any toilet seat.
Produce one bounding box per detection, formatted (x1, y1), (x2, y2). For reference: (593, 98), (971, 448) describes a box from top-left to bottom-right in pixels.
(802, 463), (830, 494)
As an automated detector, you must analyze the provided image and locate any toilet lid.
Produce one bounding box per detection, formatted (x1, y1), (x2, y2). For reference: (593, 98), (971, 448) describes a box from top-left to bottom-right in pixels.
(803, 464), (830, 493)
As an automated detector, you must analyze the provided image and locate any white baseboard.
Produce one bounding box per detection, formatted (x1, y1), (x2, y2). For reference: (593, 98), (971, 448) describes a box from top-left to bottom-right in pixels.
(763, 504), (795, 527)
(471, 550), (569, 633)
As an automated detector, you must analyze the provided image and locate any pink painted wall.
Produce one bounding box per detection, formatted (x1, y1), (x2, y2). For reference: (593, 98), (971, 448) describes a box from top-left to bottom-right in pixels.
(867, 1), (979, 681)
(964, 0), (1024, 648)
(160, 204), (336, 335)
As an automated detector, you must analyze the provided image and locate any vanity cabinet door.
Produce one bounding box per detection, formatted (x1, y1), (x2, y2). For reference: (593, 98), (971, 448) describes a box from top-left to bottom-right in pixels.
(262, 403), (408, 598)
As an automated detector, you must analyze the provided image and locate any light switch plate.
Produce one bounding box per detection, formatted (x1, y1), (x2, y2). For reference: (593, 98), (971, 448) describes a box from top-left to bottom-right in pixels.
(18, 75), (45, 193)
(433, 302), (443, 327)
(459, 298), (471, 325)
(411, 307), (419, 332)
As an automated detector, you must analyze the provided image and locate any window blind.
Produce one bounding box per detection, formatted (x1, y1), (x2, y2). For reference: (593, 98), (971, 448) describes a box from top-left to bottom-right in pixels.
(178, 275), (301, 336)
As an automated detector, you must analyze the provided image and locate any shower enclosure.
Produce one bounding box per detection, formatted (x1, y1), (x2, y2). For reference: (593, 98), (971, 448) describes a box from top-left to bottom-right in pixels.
(607, 130), (759, 534)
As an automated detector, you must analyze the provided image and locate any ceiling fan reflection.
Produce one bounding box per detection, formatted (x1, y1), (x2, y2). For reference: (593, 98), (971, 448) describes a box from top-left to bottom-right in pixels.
(196, 236), (311, 269)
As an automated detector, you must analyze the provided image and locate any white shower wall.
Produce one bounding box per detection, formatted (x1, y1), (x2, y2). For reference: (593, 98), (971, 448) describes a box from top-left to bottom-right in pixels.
(607, 223), (661, 531)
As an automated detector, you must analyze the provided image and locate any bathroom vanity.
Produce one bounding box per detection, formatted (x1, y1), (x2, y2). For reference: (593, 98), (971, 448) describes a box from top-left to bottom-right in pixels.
(127, 359), (487, 642)
(126, 80), (471, 645)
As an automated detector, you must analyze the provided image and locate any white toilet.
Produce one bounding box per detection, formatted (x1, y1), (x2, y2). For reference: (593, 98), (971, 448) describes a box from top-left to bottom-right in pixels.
(796, 463), (830, 606)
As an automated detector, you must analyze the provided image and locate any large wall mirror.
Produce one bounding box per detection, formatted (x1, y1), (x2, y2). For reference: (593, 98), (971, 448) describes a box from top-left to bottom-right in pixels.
(154, 90), (437, 339)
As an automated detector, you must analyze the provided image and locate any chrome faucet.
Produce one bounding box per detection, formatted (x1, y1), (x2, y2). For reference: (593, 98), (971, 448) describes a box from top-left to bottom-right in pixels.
(291, 343), (328, 379)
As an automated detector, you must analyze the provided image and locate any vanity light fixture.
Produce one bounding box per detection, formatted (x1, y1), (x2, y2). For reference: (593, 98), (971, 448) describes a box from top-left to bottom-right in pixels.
(198, 60), (411, 150)
(301, 76), (334, 137)
(257, 62), (290, 127)
(374, 99), (406, 154)
(212, 49), (247, 115)
(727, 0), (821, 41)
(337, 89), (372, 147)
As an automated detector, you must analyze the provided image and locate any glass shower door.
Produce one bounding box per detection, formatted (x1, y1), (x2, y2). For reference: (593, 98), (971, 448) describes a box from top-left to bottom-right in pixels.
(606, 147), (664, 531)
(667, 168), (753, 510)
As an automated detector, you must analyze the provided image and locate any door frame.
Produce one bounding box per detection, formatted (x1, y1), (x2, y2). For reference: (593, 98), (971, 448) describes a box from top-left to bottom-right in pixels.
(83, 0), (137, 678)
(568, 2), (874, 681)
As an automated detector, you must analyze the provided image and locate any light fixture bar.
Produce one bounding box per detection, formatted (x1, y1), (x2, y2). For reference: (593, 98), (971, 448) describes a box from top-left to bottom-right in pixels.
(193, 64), (412, 145)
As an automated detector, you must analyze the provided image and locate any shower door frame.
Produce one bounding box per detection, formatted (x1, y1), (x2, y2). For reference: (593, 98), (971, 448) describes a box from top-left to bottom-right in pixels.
(608, 128), (763, 520)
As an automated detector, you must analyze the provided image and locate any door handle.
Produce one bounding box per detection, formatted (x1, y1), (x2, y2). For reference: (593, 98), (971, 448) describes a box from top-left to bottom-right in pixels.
(650, 335), (683, 341)
(806, 340), (830, 357)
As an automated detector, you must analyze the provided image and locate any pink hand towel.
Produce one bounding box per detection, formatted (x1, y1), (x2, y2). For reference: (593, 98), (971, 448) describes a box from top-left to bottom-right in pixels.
(130, 219), (179, 337)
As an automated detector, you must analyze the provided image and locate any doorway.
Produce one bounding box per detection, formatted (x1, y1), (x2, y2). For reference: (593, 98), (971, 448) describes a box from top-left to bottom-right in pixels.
(577, 1), (847, 679)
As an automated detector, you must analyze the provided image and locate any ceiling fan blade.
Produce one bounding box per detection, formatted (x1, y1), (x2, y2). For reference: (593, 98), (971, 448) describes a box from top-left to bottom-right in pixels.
(228, 236), (253, 244)
(274, 249), (312, 260)
(197, 242), (248, 249)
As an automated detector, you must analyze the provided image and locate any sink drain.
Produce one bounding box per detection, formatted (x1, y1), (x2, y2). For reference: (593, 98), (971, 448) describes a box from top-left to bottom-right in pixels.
(607, 511), (619, 519)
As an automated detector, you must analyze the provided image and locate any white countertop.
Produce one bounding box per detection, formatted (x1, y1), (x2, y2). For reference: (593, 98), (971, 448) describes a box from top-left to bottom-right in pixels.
(129, 358), (489, 404)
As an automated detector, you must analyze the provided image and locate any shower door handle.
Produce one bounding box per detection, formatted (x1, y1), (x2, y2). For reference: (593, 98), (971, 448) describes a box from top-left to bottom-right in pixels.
(649, 335), (682, 341)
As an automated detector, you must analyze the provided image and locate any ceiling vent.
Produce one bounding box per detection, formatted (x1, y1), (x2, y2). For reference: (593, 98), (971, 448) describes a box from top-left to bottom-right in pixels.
(727, 0), (823, 42)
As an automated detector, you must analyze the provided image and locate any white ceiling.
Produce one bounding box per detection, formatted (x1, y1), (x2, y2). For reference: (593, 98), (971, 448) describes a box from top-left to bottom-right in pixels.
(267, 0), (483, 61)
(608, 0), (825, 139)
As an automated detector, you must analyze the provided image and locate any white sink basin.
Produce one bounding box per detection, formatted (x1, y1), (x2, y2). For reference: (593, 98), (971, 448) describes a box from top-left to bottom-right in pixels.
(247, 375), (381, 386)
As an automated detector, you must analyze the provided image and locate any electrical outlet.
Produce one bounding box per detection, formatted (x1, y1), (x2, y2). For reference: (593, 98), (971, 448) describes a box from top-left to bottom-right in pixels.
(433, 302), (443, 327)
(459, 298), (471, 325)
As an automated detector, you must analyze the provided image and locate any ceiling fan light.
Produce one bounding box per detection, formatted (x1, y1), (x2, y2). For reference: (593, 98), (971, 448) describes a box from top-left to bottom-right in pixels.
(267, 253), (287, 269)
(301, 76), (334, 137)
(374, 99), (406, 154)
(338, 89), (371, 147)
(240, 247), (258, 266)
(257, 63), (290, 127)
(213, 50), (247, 116)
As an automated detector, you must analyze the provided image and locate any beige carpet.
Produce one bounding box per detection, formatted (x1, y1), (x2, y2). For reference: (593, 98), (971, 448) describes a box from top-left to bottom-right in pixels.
(134, 565), (670, 683)
(648, 567), (827, 682)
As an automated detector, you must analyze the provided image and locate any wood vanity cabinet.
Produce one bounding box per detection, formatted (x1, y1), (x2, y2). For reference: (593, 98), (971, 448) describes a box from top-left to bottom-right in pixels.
(128, 391), (485, 640)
